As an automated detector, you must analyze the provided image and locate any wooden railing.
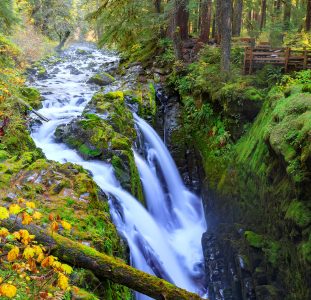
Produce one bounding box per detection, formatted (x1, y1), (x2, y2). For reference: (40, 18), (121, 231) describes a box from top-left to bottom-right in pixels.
(243, 46), (311, 74)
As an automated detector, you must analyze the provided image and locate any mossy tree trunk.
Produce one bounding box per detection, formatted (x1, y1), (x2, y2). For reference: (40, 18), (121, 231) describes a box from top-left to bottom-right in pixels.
(1, 218), (203, 300)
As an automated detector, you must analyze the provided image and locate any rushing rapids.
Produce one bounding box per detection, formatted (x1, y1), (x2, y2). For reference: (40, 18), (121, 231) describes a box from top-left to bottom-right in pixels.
(29, 44), (207, 299)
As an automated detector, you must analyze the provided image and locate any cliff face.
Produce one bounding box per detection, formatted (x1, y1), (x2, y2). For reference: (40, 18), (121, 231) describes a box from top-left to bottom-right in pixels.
(159, 67), (311, 299)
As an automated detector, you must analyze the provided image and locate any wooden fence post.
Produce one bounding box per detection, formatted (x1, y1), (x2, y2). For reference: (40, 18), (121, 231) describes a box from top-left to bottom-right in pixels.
(303, 48), (308, 69)
(249, 47), (254, 74)
(285, 47), (290, 72)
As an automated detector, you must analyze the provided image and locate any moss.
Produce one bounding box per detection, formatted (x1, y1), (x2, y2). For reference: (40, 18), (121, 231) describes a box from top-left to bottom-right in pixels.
(79, 144), (102, 158)
(285, 201), (311, 228)
(302, 83), (311, 93)
(28, 159), (50, 170)
(245, 231), (265, 248)
(19, 86), (42, 109)
(300, 239), (311, 263)
(104, 91), (124, 103)
(0, 150), (9, 162)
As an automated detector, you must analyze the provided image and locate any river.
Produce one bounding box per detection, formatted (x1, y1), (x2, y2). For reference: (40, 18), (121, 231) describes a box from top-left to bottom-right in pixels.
(29, 43), (207, 299)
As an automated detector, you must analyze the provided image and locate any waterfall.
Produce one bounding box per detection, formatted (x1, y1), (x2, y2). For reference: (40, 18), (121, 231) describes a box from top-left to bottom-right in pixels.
(29, 43), (207, 299)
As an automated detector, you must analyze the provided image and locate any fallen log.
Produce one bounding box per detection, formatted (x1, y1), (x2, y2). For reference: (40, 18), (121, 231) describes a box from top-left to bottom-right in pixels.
(1, 218), (203, 300)
(16, 98), (50, 122)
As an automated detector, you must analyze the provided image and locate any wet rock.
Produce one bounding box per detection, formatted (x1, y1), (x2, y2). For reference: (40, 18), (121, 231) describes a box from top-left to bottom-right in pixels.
(70, 66), (83, 75)
(54, 91), (144, 202)
(51, 67), (61, 74)
(4, 192), (16, 202)
(255, 285), (284, 300)
(154, 86), (203, 192)
(86, 72), (115, 86)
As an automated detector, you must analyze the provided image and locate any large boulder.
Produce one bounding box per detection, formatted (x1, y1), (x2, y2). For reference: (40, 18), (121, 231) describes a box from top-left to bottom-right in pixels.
(55, 91), (144, 203)
(86, 72), (115, 86)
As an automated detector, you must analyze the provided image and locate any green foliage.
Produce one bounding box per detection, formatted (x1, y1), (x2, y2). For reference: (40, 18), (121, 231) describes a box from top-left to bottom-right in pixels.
(0, 0), (18, 33)
(245, 231), (265, 248)
(285, 201), (311, 228)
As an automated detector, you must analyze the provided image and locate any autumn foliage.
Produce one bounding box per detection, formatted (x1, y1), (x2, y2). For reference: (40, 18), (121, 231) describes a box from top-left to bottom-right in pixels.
(0, 199), (73, 299)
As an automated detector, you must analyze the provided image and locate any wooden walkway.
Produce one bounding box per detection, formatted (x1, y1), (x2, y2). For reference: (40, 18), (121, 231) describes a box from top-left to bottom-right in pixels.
(243, 46), (311, 74)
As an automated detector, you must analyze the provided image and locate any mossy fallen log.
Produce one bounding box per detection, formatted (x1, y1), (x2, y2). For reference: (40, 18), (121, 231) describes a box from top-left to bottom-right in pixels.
(1, 218), (203, 300)
(16, 98), (50, 122)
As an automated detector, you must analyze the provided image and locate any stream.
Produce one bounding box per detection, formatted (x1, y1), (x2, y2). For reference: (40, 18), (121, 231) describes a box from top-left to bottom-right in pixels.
(29, 43), (207, 299)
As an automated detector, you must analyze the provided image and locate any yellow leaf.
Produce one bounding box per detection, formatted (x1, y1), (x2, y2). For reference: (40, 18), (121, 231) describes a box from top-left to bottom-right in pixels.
(0, 228), (9, 237)
(19, 229), (31, 245)
(9, 204), (21, 215)
(36, 253), (45, 263)
(22, 212), (32, 225)
(17, 197), (25, 204)
(50, 221), (59, 232)
(0, 277), (2, 284)
(0, 207), (9, 220)
(26, 202), (36, 209)
(13, 231), (21, 240)
(0, 283), (17, 298)
(61, 221), (72, 231)
(41, 255), (55, 268)
(57, 273), (69, 290)
(33, 245), (43, 255)
(23, 246), (35, 259)
(61, 264), (73, 275)
(32, 211), (42, 220)
(52, 261), (62, 269)
(7, 247), (19, 262)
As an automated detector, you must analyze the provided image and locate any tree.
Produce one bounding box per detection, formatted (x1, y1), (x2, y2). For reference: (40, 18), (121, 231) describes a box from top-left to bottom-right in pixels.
(220, 0), (232, 72)
(175, 0), (189, 40)
(260, 0), (267, 30)
(0, 0), (18, 33)
(27, 0), (74, 48)
(307, 0), (311, 31)
(283, 0), (291, 30)
(199, 0), (212, 42)
(232, 0), (243, 36)
(215, 0), (222, 43)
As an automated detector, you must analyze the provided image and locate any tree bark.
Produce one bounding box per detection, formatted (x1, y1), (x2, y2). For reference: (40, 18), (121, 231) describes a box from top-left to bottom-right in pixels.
(283, 0), (291, 30)
(215, 0), (222, 43)
(56, 30), (71, 51)
(154, 0), (161, 13)
(175, 0), (189, 40)
(220, 0), (232, 72)
(1, 218), (202, 300)
(199, 0), (212, 42)
(306, 0), (311, 31)
(232, 0), (243, 36)
(260, 0), (267, 30)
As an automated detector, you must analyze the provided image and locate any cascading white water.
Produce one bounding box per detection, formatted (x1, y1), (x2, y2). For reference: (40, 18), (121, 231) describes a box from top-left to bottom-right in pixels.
(29, 44), (207, 299)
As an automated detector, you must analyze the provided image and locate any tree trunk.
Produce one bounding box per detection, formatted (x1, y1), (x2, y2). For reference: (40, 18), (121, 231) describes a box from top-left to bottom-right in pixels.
(215, 0), (222, 43)
(172, 27), (183, 60)
(175, 0), (189, 40)
(260, 0), (267, 30)
(199, 0), (212, 42)
(1, 218), (203, 300)
(221, 0), (232, 72)
(307, 0), (311, 31)
(56, 30), (71, 51)
(154, 0), (161, 13)
(232, 0), (243, 36)
(283, 0), (291, 30)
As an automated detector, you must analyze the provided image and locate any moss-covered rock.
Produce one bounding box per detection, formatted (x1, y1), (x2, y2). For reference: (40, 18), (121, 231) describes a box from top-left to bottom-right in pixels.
(20, 86), (42, 109)
(180, 70), (311, 299)
(55, 91), (144, 203)
(87, 72), (115, 86)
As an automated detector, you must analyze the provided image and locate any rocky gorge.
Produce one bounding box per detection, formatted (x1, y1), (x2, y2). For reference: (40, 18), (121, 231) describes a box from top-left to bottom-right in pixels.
(0, 39), (310, 300)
